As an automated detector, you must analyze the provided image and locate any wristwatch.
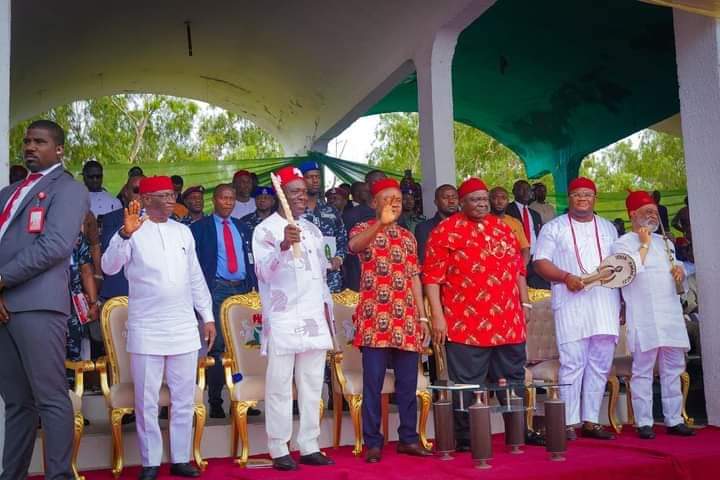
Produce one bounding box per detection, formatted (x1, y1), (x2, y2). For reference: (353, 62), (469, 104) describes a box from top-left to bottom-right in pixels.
(639, 243), (649, 250)
(418, 317), (429, 323)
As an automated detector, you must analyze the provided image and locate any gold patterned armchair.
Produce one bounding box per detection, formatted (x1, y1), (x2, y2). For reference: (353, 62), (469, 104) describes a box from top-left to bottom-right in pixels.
(525, 289), (623, 432)
(330, 290), (432, 456)
(41, 360), (95, 480)
(96, 297), (214, 478)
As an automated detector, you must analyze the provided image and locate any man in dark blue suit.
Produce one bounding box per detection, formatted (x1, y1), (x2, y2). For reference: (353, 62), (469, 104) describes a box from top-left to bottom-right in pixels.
(190, 183), (257, 418)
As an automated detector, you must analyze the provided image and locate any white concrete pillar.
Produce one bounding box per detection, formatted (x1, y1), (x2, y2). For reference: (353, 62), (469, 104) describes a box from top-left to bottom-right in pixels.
(415, 29), (459, 216)
(674, 8), (720, 426)
(0, 0), (10, 189)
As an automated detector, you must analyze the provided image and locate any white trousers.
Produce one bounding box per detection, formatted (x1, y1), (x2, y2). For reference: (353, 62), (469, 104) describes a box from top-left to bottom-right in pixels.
(558, 335), (616, 425)
(631, 345), (685, 427)
(265, 348), (326, 458)
(130, 350), (198, 467)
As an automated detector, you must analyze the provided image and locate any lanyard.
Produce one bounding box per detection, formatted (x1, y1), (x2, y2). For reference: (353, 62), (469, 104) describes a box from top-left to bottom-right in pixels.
(568, 215), (603, 275)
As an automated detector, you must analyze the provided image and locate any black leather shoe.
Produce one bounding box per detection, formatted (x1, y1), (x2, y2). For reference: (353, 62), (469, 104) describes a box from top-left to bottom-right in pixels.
(209, 405), (226, 419)
(159, 406), (169, 420)
(169, 462), (200, 477)
(667, 423), (696, 436)
(138, 466), (159, 480)
(396, 442), (433, 456)
(637, 426), (656, 439)
(525, 430), (546, 446)
(299, 451), (335, 466)
(272, 454), (298, 471)
(365, 447), (382, 463)
(248, 407), (262, 416)
(580, 422), (615, 440)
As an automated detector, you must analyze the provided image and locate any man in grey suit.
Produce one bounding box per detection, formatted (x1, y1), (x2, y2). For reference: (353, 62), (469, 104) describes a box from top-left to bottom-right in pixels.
(0, 120), (89, 480)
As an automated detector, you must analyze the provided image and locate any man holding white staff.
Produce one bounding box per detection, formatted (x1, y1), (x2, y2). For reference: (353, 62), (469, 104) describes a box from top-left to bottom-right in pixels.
(102, 176), (216, 480)
(533, 177), (621, 440)
(611, 191), (695, 439)
(252, 165), (335, 471)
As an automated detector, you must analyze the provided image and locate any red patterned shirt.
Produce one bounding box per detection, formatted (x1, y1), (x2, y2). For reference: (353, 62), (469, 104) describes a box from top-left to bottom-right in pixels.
(423, 213), (526, 347)
(350, 221), (423, 352)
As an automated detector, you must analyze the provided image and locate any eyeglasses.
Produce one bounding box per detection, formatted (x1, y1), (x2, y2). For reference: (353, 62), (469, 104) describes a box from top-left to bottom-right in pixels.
(569, 192), (595, 199)
(145, 192), (176, 200)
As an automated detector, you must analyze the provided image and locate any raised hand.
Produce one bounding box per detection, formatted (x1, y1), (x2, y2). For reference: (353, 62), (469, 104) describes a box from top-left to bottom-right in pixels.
(379, 197), (398, 226)
(122, 200), (146, 237)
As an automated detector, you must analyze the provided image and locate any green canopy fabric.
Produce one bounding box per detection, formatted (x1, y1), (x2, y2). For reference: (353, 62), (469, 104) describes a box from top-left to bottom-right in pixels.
(367, 0), (680, 198)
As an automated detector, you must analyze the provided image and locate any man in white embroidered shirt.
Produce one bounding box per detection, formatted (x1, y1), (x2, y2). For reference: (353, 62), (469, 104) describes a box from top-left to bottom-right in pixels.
(253, 166), (335, 471)
(611, 191), (695, 439)
(102, 176), (216, 480)
(533, 177), (620, 441)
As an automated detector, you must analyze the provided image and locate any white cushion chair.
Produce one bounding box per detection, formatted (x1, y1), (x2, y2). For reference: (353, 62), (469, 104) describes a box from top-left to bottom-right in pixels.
(96, 297), (214, 478)
(330, 290), (432, 456)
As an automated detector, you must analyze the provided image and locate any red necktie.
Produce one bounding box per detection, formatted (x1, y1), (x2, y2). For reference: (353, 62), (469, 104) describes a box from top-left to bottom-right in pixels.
(222, 219), (238, 274)
(0, 173), (42, 230)
(522, 205), (531, 245)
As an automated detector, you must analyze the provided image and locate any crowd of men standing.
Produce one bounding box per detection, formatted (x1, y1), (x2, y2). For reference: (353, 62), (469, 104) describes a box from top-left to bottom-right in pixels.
(0, 120), (696, 480)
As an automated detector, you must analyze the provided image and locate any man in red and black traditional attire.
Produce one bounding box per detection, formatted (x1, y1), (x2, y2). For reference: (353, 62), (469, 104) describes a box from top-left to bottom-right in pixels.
(424, 177), (541, 450)
(348, 178), (432, 463)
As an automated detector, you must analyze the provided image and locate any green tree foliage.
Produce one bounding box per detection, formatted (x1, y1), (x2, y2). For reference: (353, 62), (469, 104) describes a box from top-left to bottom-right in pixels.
(368, 113), (525, 190)
(9, 94), (283, 171)
(580, 130), (686, 191)
(369, 113), (686, 193)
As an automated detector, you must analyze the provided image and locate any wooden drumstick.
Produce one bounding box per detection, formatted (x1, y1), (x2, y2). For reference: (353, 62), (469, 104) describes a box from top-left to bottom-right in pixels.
(270, 172), (301, 259)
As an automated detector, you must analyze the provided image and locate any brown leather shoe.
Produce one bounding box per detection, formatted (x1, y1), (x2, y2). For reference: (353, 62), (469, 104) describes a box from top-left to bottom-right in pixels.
(580, 422), (615, 440)
(396, 442), (433, 456)
(365, 447), (382, 463)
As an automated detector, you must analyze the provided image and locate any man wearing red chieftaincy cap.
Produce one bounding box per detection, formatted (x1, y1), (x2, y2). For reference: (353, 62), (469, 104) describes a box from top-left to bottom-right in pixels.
(252, 166), (335, 471)
(102, 176), (216, 479)
(533, 177), (621, 441)
(423, 177), (544, 450)
(610, 191), (695, 439)
(348, 177), (432, 463)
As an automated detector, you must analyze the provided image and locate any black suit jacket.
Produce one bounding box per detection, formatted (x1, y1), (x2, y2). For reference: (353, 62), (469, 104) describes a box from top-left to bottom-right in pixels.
(98, 208), (129, 299)
(414, 213), (445, 265)
(189, 215), (257, 291)
(506, 202), (542, 239)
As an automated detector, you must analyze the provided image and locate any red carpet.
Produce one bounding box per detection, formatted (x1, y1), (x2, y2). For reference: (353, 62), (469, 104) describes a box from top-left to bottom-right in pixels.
(32, 427), (720, 479)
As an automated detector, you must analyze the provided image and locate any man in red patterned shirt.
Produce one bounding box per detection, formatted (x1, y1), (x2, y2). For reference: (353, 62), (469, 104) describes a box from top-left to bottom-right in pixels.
(424, 177), (539, 450)
(349, 178), (432, 463)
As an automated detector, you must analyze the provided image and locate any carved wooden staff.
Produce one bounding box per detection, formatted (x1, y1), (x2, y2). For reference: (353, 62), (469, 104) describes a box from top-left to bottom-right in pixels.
(270, 172), (301, 259)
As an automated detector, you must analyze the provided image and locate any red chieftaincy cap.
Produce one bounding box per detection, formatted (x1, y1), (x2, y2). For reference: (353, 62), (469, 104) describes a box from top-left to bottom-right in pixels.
(370, 178), (401, 197)
(625, 190), (656, 216)
(138, 176), (174, 194)
(275, 165), (304, 186)
(457, 177), (488, 199)
(568, 177), (597, 193)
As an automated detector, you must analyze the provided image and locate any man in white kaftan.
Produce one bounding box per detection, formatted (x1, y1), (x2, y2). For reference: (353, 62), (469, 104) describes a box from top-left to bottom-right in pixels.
(534, 177), (620, 440)
(252, 166), (335, 471)
(102, 176), (215, 480)
(611, 191), (694, 439)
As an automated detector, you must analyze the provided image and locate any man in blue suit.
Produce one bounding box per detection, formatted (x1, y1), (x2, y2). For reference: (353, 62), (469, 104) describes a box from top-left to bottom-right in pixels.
(190, 183), (257, 418)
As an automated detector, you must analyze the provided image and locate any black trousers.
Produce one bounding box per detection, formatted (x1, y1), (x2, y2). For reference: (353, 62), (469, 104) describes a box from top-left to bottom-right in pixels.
(445, 341), (526, 441)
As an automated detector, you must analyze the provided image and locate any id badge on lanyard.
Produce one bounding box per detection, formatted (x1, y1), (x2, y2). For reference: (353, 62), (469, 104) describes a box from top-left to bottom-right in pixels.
(27, 192), (47, 234)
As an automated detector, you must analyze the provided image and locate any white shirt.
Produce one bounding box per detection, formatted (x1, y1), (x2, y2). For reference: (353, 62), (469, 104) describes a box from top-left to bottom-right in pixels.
(252, 212), (334, 356)
(231, 198), (256, 219)
(0, 163), (63, 242)
(515, 201), (537, 254)
(101, 219), (213, 355)
(534, 214), (621, 344)
(611, 232), (690, 353)
(89, 190), (122, 217)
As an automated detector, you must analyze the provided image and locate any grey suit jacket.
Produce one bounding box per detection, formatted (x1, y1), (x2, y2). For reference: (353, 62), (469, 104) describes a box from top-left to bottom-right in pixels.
(0, 166), (89, 315)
